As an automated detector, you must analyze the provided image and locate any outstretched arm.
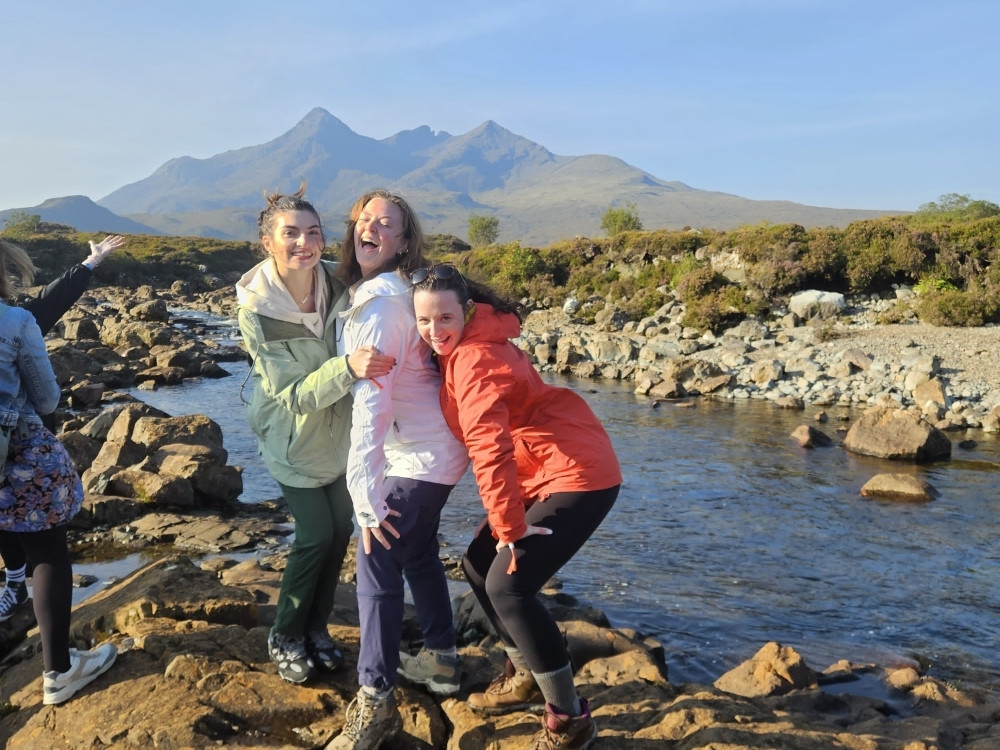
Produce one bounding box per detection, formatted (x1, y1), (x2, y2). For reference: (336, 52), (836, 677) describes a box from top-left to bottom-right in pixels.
(23, 235), (126, 334)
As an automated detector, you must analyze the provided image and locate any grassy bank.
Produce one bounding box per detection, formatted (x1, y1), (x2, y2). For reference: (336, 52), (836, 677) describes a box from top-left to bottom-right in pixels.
(6, 198), (999, 332)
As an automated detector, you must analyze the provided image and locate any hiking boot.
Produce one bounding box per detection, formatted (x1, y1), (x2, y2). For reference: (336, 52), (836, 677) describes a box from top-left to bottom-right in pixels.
(467, 659), (544, 715)
(0, 580), (28, 623)
(43, 643), (118, 705)
(325, 688), (402, 750)
(397, 648), (461, 696)
(530, 700), (597, 750)
(267, 630), (315, 684)
(306, 628), (344, 672)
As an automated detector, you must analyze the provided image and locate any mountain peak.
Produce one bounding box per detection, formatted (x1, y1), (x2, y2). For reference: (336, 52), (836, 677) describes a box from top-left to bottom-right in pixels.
(38, 195), (99, 208)
(286, 107), (355, 139)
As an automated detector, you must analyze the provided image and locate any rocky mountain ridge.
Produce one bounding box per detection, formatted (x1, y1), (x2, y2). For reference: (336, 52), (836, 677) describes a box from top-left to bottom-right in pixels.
(1, 108), (897, 246)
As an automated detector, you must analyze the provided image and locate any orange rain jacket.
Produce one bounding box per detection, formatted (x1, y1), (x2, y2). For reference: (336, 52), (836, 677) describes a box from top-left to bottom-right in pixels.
(436, 303), (622, 546)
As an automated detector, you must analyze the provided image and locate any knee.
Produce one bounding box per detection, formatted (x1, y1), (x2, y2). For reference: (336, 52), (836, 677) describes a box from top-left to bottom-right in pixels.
(356, 573), (404, 599)
(461, 553), (486, 590)
(292, 533), (335, 558)
(483, 569), (519, 608)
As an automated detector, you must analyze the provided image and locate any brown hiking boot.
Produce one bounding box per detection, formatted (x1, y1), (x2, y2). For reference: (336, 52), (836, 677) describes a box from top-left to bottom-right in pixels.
(467, 659), (544, 715)
(530, 699), (597, 750)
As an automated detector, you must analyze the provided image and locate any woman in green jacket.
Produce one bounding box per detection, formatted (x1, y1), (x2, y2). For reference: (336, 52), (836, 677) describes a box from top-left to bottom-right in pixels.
(236, 184), (394, 683)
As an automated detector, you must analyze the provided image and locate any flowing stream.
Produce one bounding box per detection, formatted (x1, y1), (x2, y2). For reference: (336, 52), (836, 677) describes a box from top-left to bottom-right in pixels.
(73, 314), (1000, 696)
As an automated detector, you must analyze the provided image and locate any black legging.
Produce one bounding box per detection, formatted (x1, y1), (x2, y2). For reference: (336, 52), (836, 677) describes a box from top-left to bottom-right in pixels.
(17, 525), (73, 673)
(462, 485), (619, 674)
(0, 529), (27, 571)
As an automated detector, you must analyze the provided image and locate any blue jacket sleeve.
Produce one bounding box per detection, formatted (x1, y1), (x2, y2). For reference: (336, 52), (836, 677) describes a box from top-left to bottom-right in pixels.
(16, 314), (61, 416)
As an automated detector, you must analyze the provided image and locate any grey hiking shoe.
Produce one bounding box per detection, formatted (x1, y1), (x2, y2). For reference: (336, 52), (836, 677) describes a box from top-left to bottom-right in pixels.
(397, 648), (461, 695)
(325, 688), (402, 750)
(306, 628), (344, 672)
(267, 630), (315, 683)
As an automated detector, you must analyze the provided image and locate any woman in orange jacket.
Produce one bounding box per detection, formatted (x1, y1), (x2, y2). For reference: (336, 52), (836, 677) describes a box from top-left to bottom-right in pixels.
(412, 265), (621, 750)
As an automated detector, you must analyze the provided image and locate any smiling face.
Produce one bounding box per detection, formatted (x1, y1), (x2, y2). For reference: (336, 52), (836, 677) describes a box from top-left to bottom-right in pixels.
(261, 209), (324, 276)
(353, 196), (408, 277)
(413, 287), (470, 356)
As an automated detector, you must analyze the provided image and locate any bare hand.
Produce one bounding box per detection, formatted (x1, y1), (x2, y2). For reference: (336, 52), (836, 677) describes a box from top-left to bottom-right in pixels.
(348, 346), (395, 380)
(85, 234), (125, 268)
(361, 509), (402, 554)
(495, 524), (552, 552)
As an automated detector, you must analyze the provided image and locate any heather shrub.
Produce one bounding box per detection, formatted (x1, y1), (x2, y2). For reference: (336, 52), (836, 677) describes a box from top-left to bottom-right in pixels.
(916, 286), (1000, 326)
(681, 285), (767, 333)
(798, 227), (849, 288)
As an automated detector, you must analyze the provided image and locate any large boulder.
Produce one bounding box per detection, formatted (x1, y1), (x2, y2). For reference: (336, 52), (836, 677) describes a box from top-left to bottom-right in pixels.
(661, 356), (733, 395)
(860, 473), (939, 502)
(788, 290), (846, 320)
(714, 642), (819, 698)
(76, 407), (241, 507)
(843, 405), (952, 461)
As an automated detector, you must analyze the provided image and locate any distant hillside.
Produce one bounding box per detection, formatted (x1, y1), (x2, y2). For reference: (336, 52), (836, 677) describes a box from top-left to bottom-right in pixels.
(6, 109), (900, 246)
(0, 196), (161, 236)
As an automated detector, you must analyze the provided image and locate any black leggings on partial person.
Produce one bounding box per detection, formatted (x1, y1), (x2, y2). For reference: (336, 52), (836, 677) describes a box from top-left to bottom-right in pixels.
(461, 485), (619, 675)
(18, 525), (73, 673)
(0, 529), (27, 572)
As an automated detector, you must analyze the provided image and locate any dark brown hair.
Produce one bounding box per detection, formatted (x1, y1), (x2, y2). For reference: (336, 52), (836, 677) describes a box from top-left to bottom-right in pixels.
(256, 181), (324, 255)
(411, 263), (521, 321)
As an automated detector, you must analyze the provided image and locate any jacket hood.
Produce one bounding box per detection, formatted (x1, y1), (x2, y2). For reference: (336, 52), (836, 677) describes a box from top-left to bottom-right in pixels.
(463, 303), (522, 344)
(350, 270), (411, 307)
(340, 270), (412, 326)
(236, 258), (335, 328)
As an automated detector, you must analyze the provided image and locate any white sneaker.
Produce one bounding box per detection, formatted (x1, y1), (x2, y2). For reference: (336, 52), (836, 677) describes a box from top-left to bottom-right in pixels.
(43, 643), (118, 705)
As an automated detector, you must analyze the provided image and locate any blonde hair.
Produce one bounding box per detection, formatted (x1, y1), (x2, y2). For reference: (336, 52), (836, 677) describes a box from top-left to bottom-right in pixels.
(0, 239), (37, 299)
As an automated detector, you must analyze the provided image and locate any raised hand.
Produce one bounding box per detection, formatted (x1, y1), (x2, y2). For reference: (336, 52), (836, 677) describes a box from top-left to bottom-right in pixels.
(85, 235), (126, 268)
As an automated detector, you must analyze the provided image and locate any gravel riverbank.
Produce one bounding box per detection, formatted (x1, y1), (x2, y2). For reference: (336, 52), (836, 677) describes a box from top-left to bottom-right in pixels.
(519, 294), (1000, 432)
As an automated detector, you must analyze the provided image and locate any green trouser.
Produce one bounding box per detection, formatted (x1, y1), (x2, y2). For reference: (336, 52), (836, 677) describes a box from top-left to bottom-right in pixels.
(273, 476), (354, 637)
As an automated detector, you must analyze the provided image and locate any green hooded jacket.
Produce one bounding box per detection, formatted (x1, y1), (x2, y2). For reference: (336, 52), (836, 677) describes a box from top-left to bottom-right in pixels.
(235, 259), (355, 488)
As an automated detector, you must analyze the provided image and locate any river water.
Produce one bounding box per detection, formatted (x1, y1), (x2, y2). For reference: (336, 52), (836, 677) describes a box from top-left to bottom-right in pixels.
(76, 316), (1000, 696)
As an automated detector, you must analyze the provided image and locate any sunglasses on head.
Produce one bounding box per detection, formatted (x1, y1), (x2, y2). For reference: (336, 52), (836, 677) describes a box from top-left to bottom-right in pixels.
(410, 265), (462, 285)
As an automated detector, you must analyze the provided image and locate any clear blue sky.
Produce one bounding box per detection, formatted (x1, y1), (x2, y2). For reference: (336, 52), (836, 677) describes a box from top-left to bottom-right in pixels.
(1, 0), (996, 215)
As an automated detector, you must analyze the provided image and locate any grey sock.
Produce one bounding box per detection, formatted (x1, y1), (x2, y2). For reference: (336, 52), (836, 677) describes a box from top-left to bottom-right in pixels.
(361, 684), (393, 701)
(505, 647), (531, 672)
(533, 663), (581, 716)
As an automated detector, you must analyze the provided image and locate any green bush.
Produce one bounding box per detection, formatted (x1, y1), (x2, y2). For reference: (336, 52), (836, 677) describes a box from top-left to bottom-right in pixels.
(916, 287), (1000, 326)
